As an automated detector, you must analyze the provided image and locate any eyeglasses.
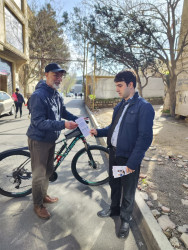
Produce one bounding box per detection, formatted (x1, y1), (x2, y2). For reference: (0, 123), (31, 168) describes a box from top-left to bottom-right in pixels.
(53, 73), (66, 79)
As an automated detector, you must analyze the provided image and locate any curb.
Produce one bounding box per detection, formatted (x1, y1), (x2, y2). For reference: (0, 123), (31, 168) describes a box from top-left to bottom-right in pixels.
(85, 105), (173, 250)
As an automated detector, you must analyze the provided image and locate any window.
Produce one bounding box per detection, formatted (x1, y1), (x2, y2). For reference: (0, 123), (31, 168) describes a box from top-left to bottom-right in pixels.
(4, 7), (24, 52)
(14, 0), (22, 10)
(0, 92), (10, 101)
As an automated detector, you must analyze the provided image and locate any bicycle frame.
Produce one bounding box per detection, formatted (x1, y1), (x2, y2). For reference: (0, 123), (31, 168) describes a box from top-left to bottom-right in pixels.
(53, 134), (88, 172)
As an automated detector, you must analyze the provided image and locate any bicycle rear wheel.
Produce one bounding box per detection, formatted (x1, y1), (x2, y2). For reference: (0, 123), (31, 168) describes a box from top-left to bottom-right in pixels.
(0, 150), (32, 197)
(71, 145), (109, 186)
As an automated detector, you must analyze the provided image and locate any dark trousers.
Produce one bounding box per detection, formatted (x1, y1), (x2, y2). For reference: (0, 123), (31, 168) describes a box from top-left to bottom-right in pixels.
(109, 148), (140, 223)
(28, 138), (55, 206)
(15, 102), (22, 116)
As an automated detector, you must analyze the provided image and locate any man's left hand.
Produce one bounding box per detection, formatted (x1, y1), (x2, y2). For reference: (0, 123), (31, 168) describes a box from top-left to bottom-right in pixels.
(126, 166), (135, 174)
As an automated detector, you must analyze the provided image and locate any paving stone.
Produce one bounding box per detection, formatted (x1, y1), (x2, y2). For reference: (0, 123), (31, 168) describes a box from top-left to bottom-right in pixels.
(158, 201), (162, 207)
(150, 158), (157, 161)
(183, 183), (188, 189)
(140, 192), (149, 200)
(146, 201), (154, 208)
(158, 162), (164, 165)
(151, 192), (158, 201)
(161, 206), (170, 213)
(181, 199), (188, 206)
(178, 164), (184, 168)
(170, 237), (180, 248)
(163, 230), (172, 239)
(180, 233), (188, 248)
(148, 182), (157, 189)
(151, 209), (160, 217)
(177, 225), (188, 233)
(177, 155), (183, 159)
(157, 158), (163, 162)
(143, 157), (150, 161)
(139, 173), (147, 179)
(157, 215), (176, 230)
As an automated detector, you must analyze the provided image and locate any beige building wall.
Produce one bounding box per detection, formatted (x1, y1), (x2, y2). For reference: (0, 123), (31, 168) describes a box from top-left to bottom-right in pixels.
(176, 0), (188, 116)
(0, 0), (29, 95)
(88, 75), (164, 99)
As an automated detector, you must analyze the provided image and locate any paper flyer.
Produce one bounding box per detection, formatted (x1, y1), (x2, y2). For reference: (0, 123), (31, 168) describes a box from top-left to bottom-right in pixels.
(75, 117), (90, 137)
(112, 166), (129, 178)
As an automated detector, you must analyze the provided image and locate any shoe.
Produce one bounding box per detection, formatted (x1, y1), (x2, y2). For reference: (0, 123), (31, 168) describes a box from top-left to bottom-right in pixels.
(118, 221), (130, 239)
(34, 204), (51, 220)
(43, 195), (59, 204)
(97, 208), (120, 218)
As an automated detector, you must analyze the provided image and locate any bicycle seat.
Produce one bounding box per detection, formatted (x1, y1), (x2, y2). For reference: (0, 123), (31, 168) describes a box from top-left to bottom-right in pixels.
(64, 127), (82, 140)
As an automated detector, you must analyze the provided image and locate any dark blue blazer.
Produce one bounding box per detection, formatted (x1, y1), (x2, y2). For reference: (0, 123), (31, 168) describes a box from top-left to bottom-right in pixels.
(96, 92), (155, 170)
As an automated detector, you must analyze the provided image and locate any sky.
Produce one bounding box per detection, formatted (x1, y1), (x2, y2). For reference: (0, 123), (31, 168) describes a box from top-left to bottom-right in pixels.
(27, 0), (82, 13)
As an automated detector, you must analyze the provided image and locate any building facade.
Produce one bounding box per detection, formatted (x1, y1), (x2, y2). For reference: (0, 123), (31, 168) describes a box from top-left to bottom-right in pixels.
(176, 0), (188, 117)
(0, 0), (29, 95)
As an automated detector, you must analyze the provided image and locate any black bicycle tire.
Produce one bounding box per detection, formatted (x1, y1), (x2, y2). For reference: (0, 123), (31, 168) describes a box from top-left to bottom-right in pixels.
(0, 150), (32, 198)
(71, 145), (109, 186)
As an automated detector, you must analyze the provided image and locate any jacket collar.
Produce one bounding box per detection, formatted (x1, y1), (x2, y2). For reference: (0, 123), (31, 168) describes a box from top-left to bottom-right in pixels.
(120, 91), (139, 105)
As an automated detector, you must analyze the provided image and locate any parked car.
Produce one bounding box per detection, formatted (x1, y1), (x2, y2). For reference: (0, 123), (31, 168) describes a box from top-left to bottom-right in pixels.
(66, 92), (74, 97)
(0, 91), (15, 116)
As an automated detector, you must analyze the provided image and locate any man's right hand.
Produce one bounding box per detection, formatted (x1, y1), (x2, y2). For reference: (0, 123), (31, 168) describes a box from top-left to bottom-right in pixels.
(90, 128), (97, 136)
(65, 121), (78, 130)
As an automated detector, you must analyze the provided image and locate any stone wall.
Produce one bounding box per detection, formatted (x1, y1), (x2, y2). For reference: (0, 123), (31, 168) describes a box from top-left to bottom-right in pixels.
(87, 96), (163, 110)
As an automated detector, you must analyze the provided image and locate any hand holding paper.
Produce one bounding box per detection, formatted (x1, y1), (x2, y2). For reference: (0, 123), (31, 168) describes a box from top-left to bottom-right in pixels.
(113, 166), (129, 178)
(75, 117), (90, 137)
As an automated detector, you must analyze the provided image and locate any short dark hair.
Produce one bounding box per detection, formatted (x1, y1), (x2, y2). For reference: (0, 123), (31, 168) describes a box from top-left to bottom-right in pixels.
(16, 88), (19, 91)
(114, 70), (137, 88)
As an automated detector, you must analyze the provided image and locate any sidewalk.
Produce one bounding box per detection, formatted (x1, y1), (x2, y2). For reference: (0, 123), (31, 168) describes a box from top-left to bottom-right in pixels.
(86, 105), (174, 250)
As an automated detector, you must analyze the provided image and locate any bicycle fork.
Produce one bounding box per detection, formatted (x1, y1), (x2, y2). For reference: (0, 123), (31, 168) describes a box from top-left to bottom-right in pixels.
(84, 142), (97, 169)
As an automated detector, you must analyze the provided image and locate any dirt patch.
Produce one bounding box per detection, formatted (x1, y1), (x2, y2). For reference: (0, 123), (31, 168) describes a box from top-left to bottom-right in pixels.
(93, 105), (188, 249)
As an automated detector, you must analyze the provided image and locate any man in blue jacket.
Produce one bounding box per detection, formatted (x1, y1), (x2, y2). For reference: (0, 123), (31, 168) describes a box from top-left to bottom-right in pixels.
(27, 63), (78, 220)
(90, 70), (155, 239)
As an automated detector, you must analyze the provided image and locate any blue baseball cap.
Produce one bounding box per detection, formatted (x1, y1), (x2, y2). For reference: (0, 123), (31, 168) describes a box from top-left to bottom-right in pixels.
(45, 63), (66, 74)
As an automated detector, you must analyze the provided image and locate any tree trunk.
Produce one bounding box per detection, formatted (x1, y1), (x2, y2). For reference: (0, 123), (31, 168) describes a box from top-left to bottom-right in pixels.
(168, 74), (177, 117)
(137, 75), (143, 97)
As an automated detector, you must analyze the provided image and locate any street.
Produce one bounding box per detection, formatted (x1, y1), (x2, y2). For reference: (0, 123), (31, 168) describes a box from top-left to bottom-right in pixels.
(0, 97), (146, 250)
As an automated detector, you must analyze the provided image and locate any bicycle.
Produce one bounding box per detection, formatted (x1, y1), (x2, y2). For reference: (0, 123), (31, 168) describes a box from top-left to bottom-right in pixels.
(0, 122), (109, 198)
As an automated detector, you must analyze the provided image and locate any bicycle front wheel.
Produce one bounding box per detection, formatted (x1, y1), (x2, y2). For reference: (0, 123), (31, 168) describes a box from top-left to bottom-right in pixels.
(71, 145), (109, 186)
(0, 150), (32, 198)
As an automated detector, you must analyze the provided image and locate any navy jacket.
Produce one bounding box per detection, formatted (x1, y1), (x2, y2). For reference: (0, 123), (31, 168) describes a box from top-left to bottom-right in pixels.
(96, 92), (155, 170)
(15, 92), (25, 104)
(27, 81), (78, 142)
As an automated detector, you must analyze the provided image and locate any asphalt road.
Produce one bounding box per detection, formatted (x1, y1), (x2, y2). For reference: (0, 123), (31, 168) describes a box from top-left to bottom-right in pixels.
(0, 97), (147, 250)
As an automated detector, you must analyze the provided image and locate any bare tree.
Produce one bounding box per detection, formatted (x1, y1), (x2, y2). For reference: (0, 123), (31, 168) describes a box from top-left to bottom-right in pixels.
(19, 3), (71, 95)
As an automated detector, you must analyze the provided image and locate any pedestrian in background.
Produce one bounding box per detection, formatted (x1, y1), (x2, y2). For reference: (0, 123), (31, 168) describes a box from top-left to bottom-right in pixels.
(90, 70), (155, 239)
(26, 95), (31, 118)
(13, 88), (25, 118)
(27, 63), (78, 220)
